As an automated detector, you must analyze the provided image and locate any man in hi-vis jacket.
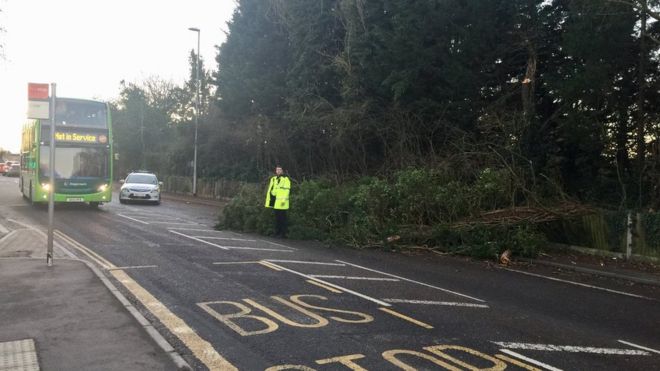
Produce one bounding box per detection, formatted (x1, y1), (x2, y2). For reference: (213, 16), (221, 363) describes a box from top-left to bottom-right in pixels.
(264, 166), (291, 238)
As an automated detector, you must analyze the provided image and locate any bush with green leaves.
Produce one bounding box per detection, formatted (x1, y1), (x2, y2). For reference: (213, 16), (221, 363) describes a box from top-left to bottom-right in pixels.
(219, 167), (543, 258)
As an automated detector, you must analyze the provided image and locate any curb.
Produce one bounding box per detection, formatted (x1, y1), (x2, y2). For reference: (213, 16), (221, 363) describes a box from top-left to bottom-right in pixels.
(161, 192), (226, 208)
(82, 260), (193, 371)
(529, 259), (660, 287)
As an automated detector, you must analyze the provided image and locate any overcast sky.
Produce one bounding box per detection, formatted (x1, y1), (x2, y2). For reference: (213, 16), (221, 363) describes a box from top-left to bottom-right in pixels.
(0, 0), (237, 153)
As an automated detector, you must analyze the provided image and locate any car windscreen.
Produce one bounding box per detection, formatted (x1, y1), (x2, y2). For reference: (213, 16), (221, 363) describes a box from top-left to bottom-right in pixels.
(125, 174), (158, 185)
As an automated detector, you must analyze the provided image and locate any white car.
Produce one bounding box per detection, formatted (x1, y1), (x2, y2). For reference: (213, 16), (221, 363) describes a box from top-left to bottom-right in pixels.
(119, 172), (162, 205)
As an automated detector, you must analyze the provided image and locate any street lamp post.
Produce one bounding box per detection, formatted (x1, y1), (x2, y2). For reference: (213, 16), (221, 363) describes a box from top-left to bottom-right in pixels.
(188, 27), (200, 197)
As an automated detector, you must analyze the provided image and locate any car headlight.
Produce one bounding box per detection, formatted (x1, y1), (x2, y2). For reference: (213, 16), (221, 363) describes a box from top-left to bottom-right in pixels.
(41, 183), (51, 192)
(98, 184), (108, 192)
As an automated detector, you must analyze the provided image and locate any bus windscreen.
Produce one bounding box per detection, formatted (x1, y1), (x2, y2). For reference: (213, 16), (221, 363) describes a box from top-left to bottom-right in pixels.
(40, 146), (108, 178)
(55, 100), (107, 128)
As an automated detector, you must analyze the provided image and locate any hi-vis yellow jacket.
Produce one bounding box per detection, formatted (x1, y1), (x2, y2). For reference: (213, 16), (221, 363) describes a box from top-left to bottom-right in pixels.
(264, 176), (291, 210)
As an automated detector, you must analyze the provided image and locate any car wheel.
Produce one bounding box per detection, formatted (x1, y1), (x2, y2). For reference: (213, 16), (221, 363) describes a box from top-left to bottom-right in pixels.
(119, 199), (126, 204)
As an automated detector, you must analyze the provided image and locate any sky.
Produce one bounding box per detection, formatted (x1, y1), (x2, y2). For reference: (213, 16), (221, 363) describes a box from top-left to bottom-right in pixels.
(0, 0), (237, 153)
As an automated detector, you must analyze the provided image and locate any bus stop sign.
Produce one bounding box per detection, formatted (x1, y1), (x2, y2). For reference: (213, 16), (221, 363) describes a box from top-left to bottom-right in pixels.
(27, 83), (50, 119)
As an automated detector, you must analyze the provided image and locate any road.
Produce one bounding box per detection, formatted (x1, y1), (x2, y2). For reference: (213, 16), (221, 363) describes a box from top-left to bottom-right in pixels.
(1, 175), (659, 370)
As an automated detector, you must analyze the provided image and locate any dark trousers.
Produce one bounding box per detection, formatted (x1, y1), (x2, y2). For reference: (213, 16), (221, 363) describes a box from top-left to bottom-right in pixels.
(274, 209), (288, 237)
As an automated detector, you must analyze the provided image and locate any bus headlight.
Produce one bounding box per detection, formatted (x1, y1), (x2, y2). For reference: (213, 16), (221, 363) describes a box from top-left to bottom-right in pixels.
(41, 183), (51, 192)
(98, 184), (108, 192)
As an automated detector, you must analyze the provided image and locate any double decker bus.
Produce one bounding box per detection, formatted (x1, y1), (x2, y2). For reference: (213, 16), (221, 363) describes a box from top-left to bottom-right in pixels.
(20, 98), (113, 207)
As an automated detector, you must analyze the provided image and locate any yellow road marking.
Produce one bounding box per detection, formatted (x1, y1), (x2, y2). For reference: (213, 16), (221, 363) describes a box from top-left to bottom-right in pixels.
(495, 354), (541, 370)
(316, 354), (367, 370)
(378, 307), (433, 329)
(259, 261), (283, 271)
(55, 230), (115, 269)
(55, 231), (236, 370)
(306, 279), (343, 293)
(113, 270), (237, 370)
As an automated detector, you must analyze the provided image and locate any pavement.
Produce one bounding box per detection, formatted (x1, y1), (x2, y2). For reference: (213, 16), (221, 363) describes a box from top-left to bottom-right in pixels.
(0, 225), (189, 370)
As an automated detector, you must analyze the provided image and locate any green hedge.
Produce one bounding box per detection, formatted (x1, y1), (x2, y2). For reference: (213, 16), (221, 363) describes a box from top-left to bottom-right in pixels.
(218, 168), (544, 258)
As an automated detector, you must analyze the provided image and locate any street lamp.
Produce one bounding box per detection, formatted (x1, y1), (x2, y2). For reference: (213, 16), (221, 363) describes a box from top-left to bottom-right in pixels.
(188, 27), (200, 196)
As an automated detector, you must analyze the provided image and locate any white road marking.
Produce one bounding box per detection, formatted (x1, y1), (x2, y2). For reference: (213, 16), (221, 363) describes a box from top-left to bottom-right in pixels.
(224, 246), (293, 253)
(192, 236), (257, 242)
(383, 299), (490, 308)
(169, 230), (229, 250)
(108, 265), (158, 271)
(263, 240), (296, 249)
(503, 268), (651, 300)
(618, 340), (660, 355)
(117, 213), (150, 225)
(0, 222), (9, 234)
(337, 260), (486, 303)
(168, 227), (222, 233)
(149, 221), (200, 225)
(264, 261), (392, 307)
(310, 275), (400, 282)
(499, 349), (563, 371)
(212, 261), (260, 265)
(494, 342), (649, 355)
(267, 260), (345, 266)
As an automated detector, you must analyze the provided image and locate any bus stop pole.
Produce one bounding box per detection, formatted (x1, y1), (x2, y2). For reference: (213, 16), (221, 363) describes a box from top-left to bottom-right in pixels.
(46, 83), (56, 266)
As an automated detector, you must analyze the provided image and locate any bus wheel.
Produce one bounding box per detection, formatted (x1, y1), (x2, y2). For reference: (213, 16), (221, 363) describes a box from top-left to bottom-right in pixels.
(89, 202), (100, 209)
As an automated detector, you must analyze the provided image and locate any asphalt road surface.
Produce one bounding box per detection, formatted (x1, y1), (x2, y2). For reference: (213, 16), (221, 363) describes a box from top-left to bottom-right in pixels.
(1, 175), (659, 370)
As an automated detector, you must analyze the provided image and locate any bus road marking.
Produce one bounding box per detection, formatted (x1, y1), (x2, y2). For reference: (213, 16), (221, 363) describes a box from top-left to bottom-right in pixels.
(310, 275), (400, 282)
(503, 268), (651, 300)
(169, 230), (229, 250)
(498, 349), (563, 371)
(618, 340), (660, 355)
(494, 354), (542, 371)
(264, 261), (391, 307)
(383, 299), (490, 308)
(108, 265), (158, 271)
(378, 307), (433, 329)
(117, 213), (150, 225)
(306, 279), (343, 293)
(337, 260), (486, 303)
(493, 342), (650, 355)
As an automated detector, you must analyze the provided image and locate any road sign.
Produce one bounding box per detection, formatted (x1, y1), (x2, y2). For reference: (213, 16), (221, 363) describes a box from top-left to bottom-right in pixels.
(27, 83), (50, 119)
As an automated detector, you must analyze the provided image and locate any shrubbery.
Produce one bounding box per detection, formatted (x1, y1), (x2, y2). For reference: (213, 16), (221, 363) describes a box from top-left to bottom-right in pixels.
(218, 167), (544, 258)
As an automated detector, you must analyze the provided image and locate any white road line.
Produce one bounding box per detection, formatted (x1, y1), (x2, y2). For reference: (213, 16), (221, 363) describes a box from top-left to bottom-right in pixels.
(225, 246), (293, 253)
(212, 261), (260, 265)
(336, 260), (486, 303)
(192, 236), (257, 242)
(108, 265), (158, 271)
(168, 230), (229, 250)
(503, 268), (651, 300)
(264, 261), (392, 307)
(310, 275), (400, 282)
(618, 340), (660, 355)
(494, 342), (649, 355)
(149, 221), (199, 225)
(168, 227), (221, 233)
(118, 213), (150, 225)
(267, 260), (345, 266)
(499, 349), (563, 371)
(0, 222), (9, 234)
(263, 240), (296, 250)
(383, 299), (490, 308)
